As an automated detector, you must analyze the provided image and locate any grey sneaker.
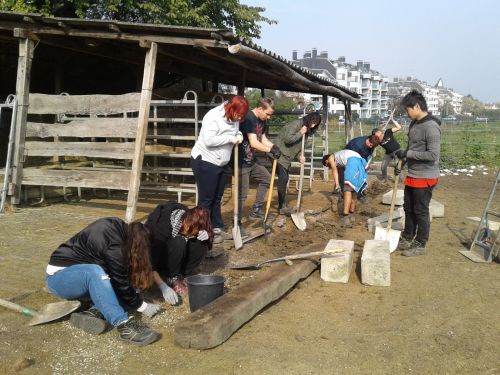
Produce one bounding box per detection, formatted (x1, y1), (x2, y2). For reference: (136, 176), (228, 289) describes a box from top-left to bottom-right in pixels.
(341, 215), (352, 228)
(70, 306), (108, 335)
(213, 228), (232, 240)
(117, 317), (161, 346)
(402, 241), (426, 257)
(398, 237), (414, 251)
(248, 207), (265, 220)
(279, 206), (296, 216)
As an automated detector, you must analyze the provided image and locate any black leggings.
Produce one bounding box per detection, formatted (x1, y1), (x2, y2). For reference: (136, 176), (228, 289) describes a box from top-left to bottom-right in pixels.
(151, 237), (208, 277)
(402, 184), (435, 245)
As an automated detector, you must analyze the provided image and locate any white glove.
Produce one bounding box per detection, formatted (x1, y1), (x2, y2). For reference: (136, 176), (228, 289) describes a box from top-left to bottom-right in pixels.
(159, 282), (179, 305)
(142, 302), (161, 318)
(197, 230), (209, 241)
(234, 133), (243, 144)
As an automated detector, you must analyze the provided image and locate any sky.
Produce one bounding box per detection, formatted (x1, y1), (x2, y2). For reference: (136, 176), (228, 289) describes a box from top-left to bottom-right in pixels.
(244, 0), (500, 103)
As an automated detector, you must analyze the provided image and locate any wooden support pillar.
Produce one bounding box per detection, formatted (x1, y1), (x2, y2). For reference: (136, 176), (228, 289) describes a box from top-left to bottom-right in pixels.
(260, 88), (265, 98)
(10, 37), (35, 205)
(125, 42), (157, 223)
(322, 94), (329, 181)
(346, 100), (354, 141)
(237, 68), (247, 96)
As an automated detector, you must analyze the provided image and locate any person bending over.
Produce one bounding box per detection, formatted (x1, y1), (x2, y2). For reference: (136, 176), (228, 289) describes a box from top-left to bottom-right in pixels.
(146, 201), (213, 302)
(273, 112), (322, 215)
(46, 218), (161, 346)
(322, 150), (368, 228)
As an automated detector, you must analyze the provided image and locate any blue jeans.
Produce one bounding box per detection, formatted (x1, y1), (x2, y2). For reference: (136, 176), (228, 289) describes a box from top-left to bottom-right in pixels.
(45, 264), (128, 327)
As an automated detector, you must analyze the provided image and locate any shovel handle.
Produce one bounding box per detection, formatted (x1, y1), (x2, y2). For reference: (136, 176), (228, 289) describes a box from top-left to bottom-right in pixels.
(387, 159), (403, 231)
(264, 159), (278, 223)
(283, 248), (344, 261)
(296, 134), (306, 211)
(233, 143), (239, 227)
(0, 298), (36, 317)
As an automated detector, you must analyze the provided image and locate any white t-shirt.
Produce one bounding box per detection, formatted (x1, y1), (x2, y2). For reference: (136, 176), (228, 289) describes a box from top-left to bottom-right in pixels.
(334, 149), (361, 168)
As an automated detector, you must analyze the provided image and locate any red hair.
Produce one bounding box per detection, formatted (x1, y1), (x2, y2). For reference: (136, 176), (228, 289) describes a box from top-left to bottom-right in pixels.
(179, 206), (214, 248)
(224, 95), (249, 122)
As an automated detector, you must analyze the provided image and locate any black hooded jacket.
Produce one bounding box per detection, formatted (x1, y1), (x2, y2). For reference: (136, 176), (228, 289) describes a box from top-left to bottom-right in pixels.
(48, 217), (142, 309)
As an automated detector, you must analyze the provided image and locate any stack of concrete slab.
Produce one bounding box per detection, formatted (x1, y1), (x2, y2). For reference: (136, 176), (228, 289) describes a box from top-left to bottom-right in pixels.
(367, 207), (405, 233)
(320, 240), (354, 283)
(382, 189), (404, 206)
(430, 199), (444, 218)
(361, 240), (391, 287)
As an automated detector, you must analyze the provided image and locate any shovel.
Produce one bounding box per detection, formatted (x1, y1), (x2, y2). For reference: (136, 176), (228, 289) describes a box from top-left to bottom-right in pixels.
(0, 297), (81, 326)
(291, 134), (306, 231)
(374, 159), (403, 252)
(232, 143), (243, 250)
(230, 248), (345, 270)
(263, 158), (278, 240)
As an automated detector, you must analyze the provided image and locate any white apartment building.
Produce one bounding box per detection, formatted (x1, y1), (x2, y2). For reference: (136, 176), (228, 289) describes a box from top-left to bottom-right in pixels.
(435, 78), (463, 114)
(291, 49), (388, 119)
(388, 78), (441, 116)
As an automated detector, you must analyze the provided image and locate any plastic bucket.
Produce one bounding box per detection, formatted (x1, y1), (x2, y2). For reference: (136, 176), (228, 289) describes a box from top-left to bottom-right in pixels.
(186, 274), (225, 312)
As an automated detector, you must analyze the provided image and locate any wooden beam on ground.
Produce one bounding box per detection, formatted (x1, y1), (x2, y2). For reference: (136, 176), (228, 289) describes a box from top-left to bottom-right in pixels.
(174, 253), (320, 349)
(125, 42), (157, 223)
(10, 37), (34, 205)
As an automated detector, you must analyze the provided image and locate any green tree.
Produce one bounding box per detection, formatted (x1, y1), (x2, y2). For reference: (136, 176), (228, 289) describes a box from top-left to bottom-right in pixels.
(0, 0), (276, 39)
(461, 94), (484, 115)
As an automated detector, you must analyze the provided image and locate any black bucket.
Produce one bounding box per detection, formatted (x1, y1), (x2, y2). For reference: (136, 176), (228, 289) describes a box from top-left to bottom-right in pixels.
(186, 274), (225, 312)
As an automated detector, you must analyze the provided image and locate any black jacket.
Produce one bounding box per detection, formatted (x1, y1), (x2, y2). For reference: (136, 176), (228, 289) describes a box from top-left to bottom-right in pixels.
(146, 201), (187, 243)
(48, 217), (142, 309)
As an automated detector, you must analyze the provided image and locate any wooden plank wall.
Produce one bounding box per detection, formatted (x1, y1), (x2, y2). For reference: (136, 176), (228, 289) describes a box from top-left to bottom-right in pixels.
(21, 92), (141, 191)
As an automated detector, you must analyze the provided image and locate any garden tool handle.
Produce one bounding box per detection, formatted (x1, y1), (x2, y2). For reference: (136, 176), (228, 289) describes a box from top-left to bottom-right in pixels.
(296, 134), (306, 211)
(387, 159), (403, 231)
(0, 298), (36, 317)
(234, 143), (239, 227)
(264, 159), (278, 222)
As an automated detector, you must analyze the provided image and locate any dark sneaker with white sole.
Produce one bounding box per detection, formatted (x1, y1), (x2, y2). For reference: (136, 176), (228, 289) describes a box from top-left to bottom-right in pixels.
(402, 241), (426, 257)
(398, 237), (414, 251)
(117, 317), (161, 346)
(70, 306), (108, 335)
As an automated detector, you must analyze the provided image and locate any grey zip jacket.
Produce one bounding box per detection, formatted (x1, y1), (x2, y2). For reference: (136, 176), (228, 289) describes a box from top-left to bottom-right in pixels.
(406, 114), (441, 179)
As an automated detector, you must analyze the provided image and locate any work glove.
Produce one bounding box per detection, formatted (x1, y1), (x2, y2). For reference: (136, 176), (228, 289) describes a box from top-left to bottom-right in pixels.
(234, 132), (244, 144)
(159, 282), (179, 305)
(333, 185), (342, 195)
(395, 149), (407, 160)
(270, 144), (281, 159)
(141, 302), (162, 318)
(197, 230), (209, 241)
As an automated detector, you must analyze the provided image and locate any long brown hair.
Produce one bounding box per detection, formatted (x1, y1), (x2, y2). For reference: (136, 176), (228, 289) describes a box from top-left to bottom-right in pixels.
(127, 222), (154, 289)
(179, 206), (214, 248)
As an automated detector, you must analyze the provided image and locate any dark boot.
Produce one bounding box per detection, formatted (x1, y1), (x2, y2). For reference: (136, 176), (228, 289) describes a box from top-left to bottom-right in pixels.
(117, 317), (161, 346)
(248, 206), (265, 220)
(70, 306), (108, 335)
(402, 241), (426, 257)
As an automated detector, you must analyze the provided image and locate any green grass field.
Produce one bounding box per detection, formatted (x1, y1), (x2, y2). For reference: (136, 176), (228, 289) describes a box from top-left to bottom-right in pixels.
(327, 121), (500, 169)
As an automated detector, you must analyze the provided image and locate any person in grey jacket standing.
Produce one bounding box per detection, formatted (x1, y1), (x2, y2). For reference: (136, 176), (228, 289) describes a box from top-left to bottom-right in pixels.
(395, 90), (441, 256)
(273, 112), (321, 215)
(191, 96), (248, 242)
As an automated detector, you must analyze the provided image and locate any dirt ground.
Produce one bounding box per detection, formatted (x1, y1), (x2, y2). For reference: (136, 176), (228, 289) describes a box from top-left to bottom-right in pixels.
(0, 173), (499, 375)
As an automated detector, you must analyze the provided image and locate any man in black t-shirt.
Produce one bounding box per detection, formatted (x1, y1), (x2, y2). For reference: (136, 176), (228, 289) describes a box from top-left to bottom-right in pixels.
(239, 97), (281, 224)
(376, 118), (402, 180)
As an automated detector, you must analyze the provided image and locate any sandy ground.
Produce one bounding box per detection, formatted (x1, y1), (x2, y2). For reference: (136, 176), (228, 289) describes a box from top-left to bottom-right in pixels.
(0, 173), (499, 375)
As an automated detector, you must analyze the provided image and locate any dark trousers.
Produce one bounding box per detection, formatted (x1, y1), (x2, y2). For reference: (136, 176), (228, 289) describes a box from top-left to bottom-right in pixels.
(152, 237), (208, 277)
(191, 156), (227, 229)
(276, 162), (289, 209)
(402, 184), (435, 245)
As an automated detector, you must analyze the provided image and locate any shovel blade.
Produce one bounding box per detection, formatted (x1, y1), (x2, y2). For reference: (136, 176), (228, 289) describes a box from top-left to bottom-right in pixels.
(28, 300), (81, 326)
(232, 225), (243, 250)
(374, 225), (401, 253)
(291, 212), (306, 231)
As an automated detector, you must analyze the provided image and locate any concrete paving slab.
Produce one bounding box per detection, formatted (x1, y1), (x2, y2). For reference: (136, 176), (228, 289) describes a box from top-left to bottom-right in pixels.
(382, 189), (404, 206)
(361, 240), (391, 287)
(320, 240), (354, 283)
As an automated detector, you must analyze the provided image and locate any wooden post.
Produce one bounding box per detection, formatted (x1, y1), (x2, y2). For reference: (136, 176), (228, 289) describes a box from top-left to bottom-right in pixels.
(237, 68), (246, 96)
(347, 101), (354, 140)
(125, 42), (157, 223)
(10, 37), (35, 205)
(322, 94), (329, 181)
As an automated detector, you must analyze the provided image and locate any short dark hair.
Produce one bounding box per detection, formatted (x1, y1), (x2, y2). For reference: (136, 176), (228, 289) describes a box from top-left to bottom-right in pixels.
(401, 90), (428, 112)
(302, 111), (322, 128)
(322, 154), (332, 166)
(371, 128), (381, 136)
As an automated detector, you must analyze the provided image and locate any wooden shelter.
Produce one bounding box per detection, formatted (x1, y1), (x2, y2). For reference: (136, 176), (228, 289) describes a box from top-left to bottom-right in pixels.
(0, 11), (362, 221)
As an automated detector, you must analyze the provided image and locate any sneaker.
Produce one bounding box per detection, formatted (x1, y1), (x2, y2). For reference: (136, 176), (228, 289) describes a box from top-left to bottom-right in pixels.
(402, 241), (426, 257)
(166, 276), (188, 294)
(248, 207), (265, 220)
(70, 306), (108, 335)
(279, 206), (296, 216)
(341, 215), (352, 228)
(117, 317), (161, 346)
(213, 228), (232, 240)
(398, 237), (414, 251)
